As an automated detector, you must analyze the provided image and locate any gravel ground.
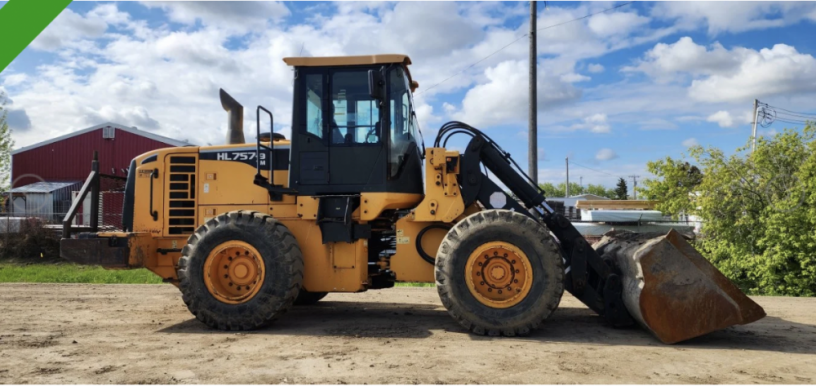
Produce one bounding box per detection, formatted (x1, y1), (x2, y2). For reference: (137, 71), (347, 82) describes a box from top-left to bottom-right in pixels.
(0, 283), (814, 384)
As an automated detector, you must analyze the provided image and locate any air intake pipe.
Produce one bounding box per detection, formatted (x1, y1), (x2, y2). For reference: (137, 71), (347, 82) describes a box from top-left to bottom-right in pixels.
(219, 88), (245, 144)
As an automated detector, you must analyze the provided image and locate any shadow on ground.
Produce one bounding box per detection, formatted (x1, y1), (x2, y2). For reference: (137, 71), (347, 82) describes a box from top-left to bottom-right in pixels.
(159, 300), (816, 354)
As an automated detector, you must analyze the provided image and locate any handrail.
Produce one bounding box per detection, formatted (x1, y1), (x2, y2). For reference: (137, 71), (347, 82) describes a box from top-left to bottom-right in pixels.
(253, 105), (297, 201)
(149, 168), (158, 221)
(255, 105), (274, 180)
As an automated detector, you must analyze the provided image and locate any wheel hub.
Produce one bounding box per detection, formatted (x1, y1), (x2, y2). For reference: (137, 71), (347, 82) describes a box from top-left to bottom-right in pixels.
(203, 241), (265, 304)
(466, 242), (533, 308)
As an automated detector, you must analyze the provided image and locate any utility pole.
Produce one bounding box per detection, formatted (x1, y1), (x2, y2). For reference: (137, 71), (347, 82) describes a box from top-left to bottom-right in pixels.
(565, 157), (570, 197)
(579, 176), (583, 189)
(528, 1), (538, 186)
(751, 99), (759, 153)
(629, 175), (640, 200)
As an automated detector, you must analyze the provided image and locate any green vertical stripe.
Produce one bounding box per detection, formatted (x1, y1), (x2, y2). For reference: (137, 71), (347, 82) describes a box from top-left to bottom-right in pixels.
(0, 0), (73, 73)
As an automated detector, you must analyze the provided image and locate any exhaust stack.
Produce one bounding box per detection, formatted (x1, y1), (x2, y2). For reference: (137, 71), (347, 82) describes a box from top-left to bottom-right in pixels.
(219, 88), (245, 145)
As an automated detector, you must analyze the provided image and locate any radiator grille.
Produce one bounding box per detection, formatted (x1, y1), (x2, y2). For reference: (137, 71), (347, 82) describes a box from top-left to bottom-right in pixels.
(166, 156), (197, 235)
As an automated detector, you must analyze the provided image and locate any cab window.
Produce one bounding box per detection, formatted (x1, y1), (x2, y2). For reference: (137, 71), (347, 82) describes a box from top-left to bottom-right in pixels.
(329, 70), (381, 145)
(304, 73), (324, 139)
(387, 66), (417, 178)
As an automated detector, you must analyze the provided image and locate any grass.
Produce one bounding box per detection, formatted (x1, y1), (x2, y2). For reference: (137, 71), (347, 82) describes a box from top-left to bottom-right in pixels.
(0, 262), (435, 287)
(0, 263), (163, 284)
(395, 282), (435, 287)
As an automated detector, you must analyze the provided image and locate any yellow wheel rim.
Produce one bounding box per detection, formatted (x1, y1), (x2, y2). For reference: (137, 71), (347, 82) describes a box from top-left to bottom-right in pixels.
(465, 241), (533, 309)
(203, 241), (265, 304)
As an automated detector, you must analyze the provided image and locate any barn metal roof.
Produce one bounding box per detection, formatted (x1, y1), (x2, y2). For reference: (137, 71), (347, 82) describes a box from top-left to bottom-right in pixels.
(9, 181), (82, 193)
(11, 122), (189, 155)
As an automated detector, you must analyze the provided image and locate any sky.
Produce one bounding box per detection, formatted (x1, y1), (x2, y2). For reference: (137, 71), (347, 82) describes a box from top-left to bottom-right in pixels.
(2, 1), (816, 195)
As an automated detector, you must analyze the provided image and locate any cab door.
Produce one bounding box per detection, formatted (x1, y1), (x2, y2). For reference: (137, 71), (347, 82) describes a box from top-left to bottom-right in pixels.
(295, 70), (330, 185)
(325, 68), (385, 189)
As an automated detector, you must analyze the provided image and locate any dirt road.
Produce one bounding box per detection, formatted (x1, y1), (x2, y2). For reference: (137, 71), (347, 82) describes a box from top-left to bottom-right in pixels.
(1, 284), (815, 384)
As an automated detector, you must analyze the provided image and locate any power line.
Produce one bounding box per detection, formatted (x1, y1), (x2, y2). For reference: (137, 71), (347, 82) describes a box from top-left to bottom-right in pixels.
(774, 112), (815, 122)
(753, 101), (815, 135)
(570, 161), (622, 179)
(773, 118), (810, 125)
(775, 110), (816, 120)
(767, 104), (816, 118)
(419, 2), (633, 95)
(758, 101), (816, 122)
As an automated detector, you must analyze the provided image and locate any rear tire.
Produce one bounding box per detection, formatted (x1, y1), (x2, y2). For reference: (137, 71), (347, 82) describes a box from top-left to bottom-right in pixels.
(178, 210), (303, 330)
(294, 290), (328, 306)
(435, 209), (564, 336)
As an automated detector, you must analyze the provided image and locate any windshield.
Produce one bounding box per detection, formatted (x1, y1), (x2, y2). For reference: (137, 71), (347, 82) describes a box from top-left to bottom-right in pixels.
(388, 66), (418, 178)
(330, 70), (381, 145)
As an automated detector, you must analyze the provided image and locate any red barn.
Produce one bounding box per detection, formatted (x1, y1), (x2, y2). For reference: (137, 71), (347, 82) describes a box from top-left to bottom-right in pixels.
(10, 122), (188, 225)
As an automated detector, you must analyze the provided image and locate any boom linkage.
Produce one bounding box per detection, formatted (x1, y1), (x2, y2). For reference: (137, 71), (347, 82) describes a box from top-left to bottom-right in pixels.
(440, 122), (634, 328)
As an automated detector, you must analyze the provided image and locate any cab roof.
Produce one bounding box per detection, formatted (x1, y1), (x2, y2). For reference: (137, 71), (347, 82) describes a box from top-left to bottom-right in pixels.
(282, 54), (412, 67)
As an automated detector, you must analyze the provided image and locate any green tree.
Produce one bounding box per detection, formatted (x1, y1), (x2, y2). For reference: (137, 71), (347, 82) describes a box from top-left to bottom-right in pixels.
(0, 91), (14, 193)
(540, 181), (615, 198)
(639, 125), (816, 296)
(615, 178), (628, 200)
(539, 182), (565, 197)
(584, 183), (616, 198)
(639, 159), (702, 218)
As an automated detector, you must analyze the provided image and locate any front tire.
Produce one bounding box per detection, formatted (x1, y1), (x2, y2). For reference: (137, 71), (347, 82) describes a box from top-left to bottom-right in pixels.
(435, 209), (564, 336)
(178, 211), (303, 330)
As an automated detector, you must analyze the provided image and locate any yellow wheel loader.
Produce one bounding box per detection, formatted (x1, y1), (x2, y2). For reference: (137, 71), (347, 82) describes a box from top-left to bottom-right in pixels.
(60, 54), (764, 343)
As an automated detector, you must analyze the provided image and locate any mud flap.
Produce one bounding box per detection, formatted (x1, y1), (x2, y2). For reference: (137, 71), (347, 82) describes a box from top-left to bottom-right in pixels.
(594, 229), (766, 344)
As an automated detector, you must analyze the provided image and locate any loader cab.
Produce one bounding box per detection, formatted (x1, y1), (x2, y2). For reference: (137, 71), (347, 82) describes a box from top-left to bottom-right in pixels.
(284, 55), (423, 196)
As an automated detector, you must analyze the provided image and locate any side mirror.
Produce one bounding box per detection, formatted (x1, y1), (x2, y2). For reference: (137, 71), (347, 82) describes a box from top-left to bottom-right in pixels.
(368, 69), (385, 101)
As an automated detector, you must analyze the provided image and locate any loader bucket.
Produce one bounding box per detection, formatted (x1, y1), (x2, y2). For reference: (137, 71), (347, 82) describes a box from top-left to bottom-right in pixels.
(594, 229), (766, 344)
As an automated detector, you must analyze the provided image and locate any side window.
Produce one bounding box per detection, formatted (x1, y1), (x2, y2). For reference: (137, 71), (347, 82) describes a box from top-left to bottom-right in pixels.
(387, 67), (415, 178)
(304, 74), (323, 138)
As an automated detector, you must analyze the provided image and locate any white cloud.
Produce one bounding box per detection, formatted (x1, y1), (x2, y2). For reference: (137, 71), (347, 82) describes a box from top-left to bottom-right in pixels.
(651, 2), (816, 35)
(30, 8), (108, 51)
(585, 113), (610, 133)
(88, 105), (161, 131)
(682, 138), (699, 147)
(595, 148), (618, 161)
(2, 73), (27, 87)
(560, 73), (591, 83)
(141, 1), (290, 32)
(588, 12), (650, 38)
(567, 113), (611, 133)
(587, 63), (604, 73)
(707, 111), (734, 128)
(452, 60), (581, 127)
(627, 37), (816, 102)
(689, 44), (816, 102)
(442, 102), (456, 116)
(623, 37), (744, 82)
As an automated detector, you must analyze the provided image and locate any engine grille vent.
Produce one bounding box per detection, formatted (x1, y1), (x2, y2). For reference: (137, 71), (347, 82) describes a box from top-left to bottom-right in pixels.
(167, 156), (197, 235)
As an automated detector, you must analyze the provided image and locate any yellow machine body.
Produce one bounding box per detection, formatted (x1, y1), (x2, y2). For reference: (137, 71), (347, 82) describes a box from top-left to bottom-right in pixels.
(114, 143), (465, 292)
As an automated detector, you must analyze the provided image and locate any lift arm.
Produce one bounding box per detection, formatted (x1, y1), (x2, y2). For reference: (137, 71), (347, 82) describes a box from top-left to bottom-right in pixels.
(451, 126), (634, 327)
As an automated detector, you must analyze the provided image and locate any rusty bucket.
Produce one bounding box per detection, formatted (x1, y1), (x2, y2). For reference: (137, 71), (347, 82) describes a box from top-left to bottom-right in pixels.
(594, 229), (766, 344)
